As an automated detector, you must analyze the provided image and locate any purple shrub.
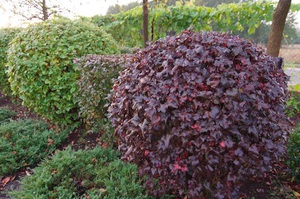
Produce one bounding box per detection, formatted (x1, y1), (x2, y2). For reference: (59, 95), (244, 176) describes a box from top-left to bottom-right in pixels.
(108, 30), (291, 198)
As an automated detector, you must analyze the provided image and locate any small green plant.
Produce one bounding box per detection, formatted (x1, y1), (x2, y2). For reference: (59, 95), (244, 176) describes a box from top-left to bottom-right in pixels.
(9, 147), (149, 199)
(0, 27), (22, 96)
(287, 124), (300, 182)
(0, 107), (16, 125)
(6, 18), (119, 124)
(286, 96), (300, 117)
(0, 119), (69, 175)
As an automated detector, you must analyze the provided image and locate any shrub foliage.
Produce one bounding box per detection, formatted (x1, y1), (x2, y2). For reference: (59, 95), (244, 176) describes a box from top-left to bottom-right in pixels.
(108, 30), (291, 198)
(287, 124), (300, 182)
(9, 147), (149, 199)
(75, 54), (132, 132)
(0, 27), (22, 95)
(0, 119), (68, 175)
(90, 2), (276, 47)
(6, 18), (119, 124)
(0, 107), (16, 125)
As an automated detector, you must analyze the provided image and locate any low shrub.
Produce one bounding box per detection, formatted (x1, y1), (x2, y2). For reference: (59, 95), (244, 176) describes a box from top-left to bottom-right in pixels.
(0, 107), (16, 125)
(75, 54), (133, 134)
(6, 18), (119, 124)
(0, 119), (69, 175)
(0, 27), (22, 96)
(9, 147), (149, 199)
(108, 30), (291, 198)
(285, 91), (300, 118)
(287, 124), (300, 182)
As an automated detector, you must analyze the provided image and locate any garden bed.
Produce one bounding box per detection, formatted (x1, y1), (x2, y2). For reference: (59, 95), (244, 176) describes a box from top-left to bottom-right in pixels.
(0, 92), (299, 199)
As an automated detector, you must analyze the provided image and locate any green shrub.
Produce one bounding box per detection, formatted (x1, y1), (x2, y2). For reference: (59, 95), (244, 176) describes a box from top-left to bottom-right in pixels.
(6, 18), (119, 124)
(0, 27), (22, 96)
(9, 147), (149, 199)
(0, 107), (16, 125)
(287, 124), (300, 182)
(108, 30), (291, 198)
(0, 119), (69, 175)
(285, 91), (300, 117)
(75, 54), (133, 133)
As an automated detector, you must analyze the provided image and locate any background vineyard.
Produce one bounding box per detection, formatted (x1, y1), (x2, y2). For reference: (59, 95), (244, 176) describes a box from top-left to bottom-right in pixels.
(81, 1), (300, 67)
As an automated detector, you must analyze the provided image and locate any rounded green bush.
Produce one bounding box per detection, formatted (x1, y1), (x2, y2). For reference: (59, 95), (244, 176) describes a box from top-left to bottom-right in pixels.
(9, 147), (149, 199)
(0, 27), (22, 96)
(6, 18), (119, 124)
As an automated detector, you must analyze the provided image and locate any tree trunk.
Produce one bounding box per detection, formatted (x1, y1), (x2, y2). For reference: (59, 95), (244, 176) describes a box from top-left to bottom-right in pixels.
(266, 0), (291, 57)
(42, 0), (49, 21)
(142, 0), (149, 47)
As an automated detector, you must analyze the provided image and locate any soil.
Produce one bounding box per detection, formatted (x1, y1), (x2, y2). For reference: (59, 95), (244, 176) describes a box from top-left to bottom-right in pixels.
(0, 92), (299, 199)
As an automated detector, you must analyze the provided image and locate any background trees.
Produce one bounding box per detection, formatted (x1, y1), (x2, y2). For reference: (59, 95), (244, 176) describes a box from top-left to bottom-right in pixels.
(267, 0), (292, 57)
(3, 0), (68, 21)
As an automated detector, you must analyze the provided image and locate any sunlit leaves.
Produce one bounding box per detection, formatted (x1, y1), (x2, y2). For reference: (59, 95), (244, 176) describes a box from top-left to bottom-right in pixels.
(0, 27), (22, 96)
(6, 18), (119, 124)
(89, 1), (277, 47)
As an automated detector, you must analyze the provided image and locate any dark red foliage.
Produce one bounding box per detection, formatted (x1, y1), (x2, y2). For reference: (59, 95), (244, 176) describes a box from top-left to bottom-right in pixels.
(108, 30), (291, 198)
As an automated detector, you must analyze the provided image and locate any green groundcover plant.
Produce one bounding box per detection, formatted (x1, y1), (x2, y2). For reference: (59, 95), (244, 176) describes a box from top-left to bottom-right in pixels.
(6, 18), (119, 124)
(0, 107), (16, 125)
(0, 27), (22, 96)
(109, 30), (291, 198)
(9, 147), (149, 199)
(0, 119), (69, 175)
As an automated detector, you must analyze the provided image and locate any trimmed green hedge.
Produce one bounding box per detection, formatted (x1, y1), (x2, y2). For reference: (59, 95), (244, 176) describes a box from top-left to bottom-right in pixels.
(7, 18), (119, 124)
(75, 54), (133, 133)
(0, 27), (22, 95)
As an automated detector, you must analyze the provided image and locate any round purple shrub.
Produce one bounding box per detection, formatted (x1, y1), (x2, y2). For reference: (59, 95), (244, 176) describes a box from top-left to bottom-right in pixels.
(108, 30), (291, 198)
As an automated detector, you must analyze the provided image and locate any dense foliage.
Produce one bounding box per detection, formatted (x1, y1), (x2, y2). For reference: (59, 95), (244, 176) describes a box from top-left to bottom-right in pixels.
(0, 27), (22, 95)
(89, 2), (276, 47)
(108, 30), (291, 198)
(9, 147), (149, 199)
(6, 18), (119, 124)
(75, 54), (132, 132)
(0, 119), (68, 175)
(287, 124), (300, 182)
(0, 107), (16, 125)
(88, 2), (300, 47)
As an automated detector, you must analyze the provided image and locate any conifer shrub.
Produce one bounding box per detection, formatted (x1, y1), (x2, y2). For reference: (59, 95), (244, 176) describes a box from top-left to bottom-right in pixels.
(6, 18), (119, 124)
(0, 119), (69, 175)
(108, 30), (291, 198)
(9, 147), (149, 199)
(0, 27), (22, 96)
(0, 107), (16, 125)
